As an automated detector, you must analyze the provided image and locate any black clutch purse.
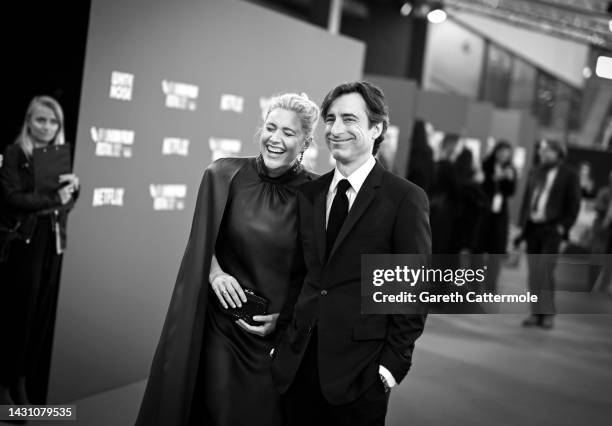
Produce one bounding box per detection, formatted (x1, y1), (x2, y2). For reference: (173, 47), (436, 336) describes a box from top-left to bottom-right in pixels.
(220, 288), (269, 326)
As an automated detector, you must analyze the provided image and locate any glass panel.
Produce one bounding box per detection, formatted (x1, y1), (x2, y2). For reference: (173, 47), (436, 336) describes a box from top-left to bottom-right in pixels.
(508, 57), (536, 113)
(481, 44), (513, 107)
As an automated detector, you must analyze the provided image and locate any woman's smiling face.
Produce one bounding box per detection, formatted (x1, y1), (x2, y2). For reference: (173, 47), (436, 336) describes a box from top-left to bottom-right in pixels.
(259, 108), (305, 174)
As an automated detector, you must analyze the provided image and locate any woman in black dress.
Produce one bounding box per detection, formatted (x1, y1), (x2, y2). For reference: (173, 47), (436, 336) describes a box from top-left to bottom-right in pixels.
(136, 93), (320, 426)
(406, 119), (434, 196)
(476, 140), (516, 292)
(0, 96), (79, 405)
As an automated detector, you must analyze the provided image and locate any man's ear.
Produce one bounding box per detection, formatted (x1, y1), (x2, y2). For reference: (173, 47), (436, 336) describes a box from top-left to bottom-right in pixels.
(372, 122), (383, 141)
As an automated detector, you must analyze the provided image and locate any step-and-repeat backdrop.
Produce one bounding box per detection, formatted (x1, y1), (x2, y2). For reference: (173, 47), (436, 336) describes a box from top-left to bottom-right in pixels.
(49, 0), (364, 401)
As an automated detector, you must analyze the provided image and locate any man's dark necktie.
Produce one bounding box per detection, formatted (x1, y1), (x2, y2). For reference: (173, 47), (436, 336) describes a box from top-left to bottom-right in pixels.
(530, 185), (543, 215)
(530, 169), (548, 216)
(326, 179), (351, 260)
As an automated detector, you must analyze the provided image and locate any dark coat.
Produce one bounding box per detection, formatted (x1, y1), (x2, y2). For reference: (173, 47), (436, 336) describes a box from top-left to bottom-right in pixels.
(135, 157), (247, 426)
(519, 163), (581, 237)
(476, 161), (516, 253)
(0, 144), (77, 255)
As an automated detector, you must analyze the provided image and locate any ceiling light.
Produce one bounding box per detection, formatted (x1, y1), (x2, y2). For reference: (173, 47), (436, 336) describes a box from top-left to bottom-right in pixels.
(427, 8), (447, 24)
(595, 56), (612, 80)
(401, 2), (413, 16)
(582, 67), (592, 79)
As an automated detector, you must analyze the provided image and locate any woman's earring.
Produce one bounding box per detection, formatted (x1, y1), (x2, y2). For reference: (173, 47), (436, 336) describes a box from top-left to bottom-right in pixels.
(298, 151), (304, 164)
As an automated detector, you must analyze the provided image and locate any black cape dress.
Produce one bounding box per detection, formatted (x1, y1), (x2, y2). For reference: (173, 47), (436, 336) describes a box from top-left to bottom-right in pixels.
(135, 156), (314, 426)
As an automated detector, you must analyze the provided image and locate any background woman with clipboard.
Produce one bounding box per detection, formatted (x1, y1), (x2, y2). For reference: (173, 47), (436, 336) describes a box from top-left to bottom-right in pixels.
(0, 95), (79, 405)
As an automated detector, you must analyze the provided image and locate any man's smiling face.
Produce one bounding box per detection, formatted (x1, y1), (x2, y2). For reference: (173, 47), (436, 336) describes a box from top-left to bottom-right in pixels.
(323, 92), (381, 167)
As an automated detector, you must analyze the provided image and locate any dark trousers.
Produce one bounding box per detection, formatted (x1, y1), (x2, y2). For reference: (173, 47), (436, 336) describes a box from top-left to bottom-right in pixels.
(525, 222), (561, 316)
(474, 210), (510, 295)
(0, 216), (61, 403)
(283, 329), (389, 426)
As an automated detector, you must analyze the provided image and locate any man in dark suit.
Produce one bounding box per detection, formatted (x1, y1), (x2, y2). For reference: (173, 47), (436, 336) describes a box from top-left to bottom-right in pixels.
(519, 139), (580, 329)
(271, 81), (431, 426)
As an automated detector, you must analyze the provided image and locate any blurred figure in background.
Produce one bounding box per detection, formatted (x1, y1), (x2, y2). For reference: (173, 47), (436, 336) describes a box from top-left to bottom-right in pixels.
(590, 171), (612, 291)
(476, 140), (517, 293)
(430, 133), (461, 254)
(578, 161), (596, 199)
(429, 136), (486, 313)
(375, 124), (399, 173)
(453, 147), (487, 254)
(406, 119), (434, 196)
(430, 134), (486, 255)
(0, 96), (79, 404)
(518, 139), (580, 329)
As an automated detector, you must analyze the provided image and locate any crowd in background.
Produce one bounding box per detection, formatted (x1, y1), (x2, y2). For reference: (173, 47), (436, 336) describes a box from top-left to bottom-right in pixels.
(404, 118), (612, 319)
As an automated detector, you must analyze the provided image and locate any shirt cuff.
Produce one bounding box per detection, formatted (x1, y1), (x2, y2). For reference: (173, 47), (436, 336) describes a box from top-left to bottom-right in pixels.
(379, 365), (397, 388)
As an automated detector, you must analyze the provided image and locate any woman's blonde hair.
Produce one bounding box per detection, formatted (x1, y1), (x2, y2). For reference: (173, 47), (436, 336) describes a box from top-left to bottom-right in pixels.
(264, 92), (320, 144)
(16, 95), (65, 157)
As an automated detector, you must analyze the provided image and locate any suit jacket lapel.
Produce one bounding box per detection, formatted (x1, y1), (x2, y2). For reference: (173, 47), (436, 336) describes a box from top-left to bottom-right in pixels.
(313, 172), (333, 265)
(327, 162), (384, 261)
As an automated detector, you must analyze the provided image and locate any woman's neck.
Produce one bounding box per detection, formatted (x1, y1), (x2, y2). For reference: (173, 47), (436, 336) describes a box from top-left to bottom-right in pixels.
(261, 156), (298, 178)
(33, 139), (51, 149)
(266, 164), (290, 177)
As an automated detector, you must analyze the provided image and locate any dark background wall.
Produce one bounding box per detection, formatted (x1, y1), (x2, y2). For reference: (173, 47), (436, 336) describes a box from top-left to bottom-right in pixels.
(4, 1), (91, 153)
(343, 6), (413, 78)
(342, 3), (427, 82)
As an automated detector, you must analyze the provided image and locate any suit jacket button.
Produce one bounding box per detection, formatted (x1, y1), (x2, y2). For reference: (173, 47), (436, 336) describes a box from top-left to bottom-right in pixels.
(320, 290), (327, 296)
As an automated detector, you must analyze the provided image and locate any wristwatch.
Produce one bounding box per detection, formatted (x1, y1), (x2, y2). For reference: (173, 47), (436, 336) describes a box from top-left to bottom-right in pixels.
(379, 373), (391, 393)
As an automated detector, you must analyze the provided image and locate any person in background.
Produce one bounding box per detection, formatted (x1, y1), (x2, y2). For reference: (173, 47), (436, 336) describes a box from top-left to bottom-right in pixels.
(476, 140), (517, 293)
(0, 96), (79, 405)
(135, 93), (320, 426)
(578, 161), (596, 199)
(590, 171), (612, 291)
(429, 133), (461, 254)
(453, 147), (487, 253)
(375, 127), (398, 174)
(406, 119), (434, 196)
(518, 139), (580, 329)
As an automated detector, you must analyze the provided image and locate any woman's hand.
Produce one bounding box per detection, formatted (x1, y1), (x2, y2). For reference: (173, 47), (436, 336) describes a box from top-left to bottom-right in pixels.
(236, 313), (279, 337)
(57, 173), (79, 204)
(59, 173), (80, 191)
(57, 186), (72, 205)
(210, 274), (247, 309)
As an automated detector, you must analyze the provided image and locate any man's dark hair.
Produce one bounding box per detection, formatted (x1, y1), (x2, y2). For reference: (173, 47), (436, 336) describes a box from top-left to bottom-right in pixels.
(320, 81), (390, 155)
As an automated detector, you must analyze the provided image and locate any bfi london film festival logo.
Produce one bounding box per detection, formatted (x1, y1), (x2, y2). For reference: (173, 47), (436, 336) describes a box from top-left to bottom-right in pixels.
(162, 80), (199, 111)
(93, 188), (124, 207)
(209, 138), (241, 161)
(220, 94), (244, 113)
(162, 137), (189, 156)
(109, 71), (134, 101)
(91, 127), (134, 158)
(150, 184), (187, 211)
